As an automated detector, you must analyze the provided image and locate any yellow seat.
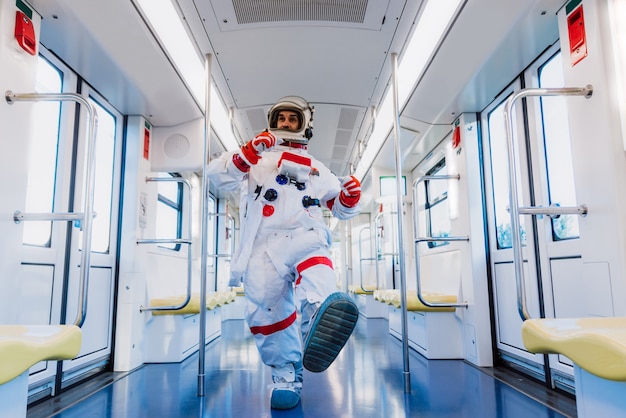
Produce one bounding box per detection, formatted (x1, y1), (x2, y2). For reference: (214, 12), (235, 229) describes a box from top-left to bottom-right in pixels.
(150, 293), (222, 315)
(215, 292), (228, 307)
(231, 286), (245, 296)
(405, 293), (457, 312)
(206, 293), (219, 310)
(225, 290), (236, 303)
(349, 284), (377, 294)
(150, 294), (202, 315)
(378, 289), (400, 305)
(387, 291), (457, 311)
(0, 325), (82, 385)
(522, 317), (626, 381)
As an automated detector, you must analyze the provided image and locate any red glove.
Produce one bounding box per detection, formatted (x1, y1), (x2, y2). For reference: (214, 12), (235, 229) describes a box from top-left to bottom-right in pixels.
(339, 175), (361, 208)
(240, 131), (277, 165)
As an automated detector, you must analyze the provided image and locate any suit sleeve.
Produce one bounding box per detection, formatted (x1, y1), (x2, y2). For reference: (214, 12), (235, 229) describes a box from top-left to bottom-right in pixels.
(206, 151), (247, 191)
(315, 165), (362, 220)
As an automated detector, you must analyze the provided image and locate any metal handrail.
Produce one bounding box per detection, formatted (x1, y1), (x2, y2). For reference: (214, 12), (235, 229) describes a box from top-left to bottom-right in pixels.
(503, 85), (592, 320)
(345, 218), (354, 293)
(375, 211), (399, 258)
(14, 211), (85, 223)
(358, 226), (376, 293)
(374, 210), (399, 291)
(137, 238), (191, 245)
(208, 212), (236, 259)
(138, 176), (194, 313)
(412, 174), (469, 309)
(515, 204), (588, 218)
(6, 91), (98, 328)
(356, 209), (398, 294)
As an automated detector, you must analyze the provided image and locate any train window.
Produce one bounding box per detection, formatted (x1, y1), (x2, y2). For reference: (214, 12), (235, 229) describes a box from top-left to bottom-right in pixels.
(487, 97), (527, 250)
(22, 56), (62, 247)
(380, 176), (407, 196)
(87, 97), (117, 253)
(538, 53), (580, 241)
(425, 159), (451, 248)
(156, 173), (183, 250)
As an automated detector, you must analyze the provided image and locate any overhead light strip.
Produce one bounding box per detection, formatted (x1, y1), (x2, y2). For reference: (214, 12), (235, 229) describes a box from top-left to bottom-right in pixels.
(354, 0), (464, 180)
(134, 0), (240, 152)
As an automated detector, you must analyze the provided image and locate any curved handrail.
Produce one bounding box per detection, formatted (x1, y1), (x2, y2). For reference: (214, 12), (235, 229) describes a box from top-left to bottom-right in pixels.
(138, 176), (194, 312)
(357, 226), (376, 293)
(356, 210), (397, 294)
(6, 91), (98, 328)
(412, 174), (469, 309)
(503, 85), (592, 320)
(374, 210), (399, 291)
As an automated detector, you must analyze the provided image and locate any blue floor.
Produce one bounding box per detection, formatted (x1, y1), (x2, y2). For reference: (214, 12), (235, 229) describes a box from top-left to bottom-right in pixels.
(29, 318), (574, 417)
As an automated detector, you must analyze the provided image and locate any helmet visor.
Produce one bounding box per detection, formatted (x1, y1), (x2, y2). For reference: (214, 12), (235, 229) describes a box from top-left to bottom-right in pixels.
(267, 96), (313, 143)
(268, 108), (303, 131)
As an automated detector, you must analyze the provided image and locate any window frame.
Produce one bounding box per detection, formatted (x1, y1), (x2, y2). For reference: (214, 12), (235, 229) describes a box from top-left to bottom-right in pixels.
(424, 158), (451, 248)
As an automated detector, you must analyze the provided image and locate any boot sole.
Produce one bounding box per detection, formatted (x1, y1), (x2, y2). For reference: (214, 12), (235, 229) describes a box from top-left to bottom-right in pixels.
(302, 292), (359, 372)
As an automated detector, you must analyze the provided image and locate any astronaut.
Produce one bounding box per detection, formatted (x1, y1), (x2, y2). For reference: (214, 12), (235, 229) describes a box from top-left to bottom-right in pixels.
(207, 96), (361, 409)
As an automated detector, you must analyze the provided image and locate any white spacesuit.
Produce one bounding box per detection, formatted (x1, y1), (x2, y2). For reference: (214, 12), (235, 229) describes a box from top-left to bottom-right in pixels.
(207, 96), (361, 409)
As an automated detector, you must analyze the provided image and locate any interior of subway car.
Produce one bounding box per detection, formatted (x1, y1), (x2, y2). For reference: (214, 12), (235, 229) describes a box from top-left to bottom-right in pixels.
(1, 0), (626, 417)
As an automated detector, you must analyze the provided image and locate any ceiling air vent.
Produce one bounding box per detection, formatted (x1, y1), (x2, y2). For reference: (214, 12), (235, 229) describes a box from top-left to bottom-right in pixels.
(232, 0), (368, 24)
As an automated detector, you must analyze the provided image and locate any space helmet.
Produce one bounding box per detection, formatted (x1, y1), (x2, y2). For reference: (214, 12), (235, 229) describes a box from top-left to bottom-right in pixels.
(267, 96), (314, 144)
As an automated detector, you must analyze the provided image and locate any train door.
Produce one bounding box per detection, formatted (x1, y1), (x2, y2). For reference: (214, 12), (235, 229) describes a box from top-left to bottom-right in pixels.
(22, 49), (122, 400)
(482, 45), (599, 393)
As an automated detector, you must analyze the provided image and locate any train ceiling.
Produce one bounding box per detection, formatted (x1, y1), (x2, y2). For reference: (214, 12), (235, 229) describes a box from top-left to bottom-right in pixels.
(30, 0), (565, 179)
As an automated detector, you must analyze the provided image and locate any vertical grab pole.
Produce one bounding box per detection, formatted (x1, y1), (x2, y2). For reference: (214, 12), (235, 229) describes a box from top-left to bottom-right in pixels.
(390, 52), (411, 393)
(346, 218), (353, 292)
(502, 91), (528, 321)
(76, 99), (97, 328)
(198, 53), (213, 397)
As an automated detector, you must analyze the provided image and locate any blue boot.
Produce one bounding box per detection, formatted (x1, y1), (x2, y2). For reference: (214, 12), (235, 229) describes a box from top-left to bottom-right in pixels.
(302, 292), (359, 372)
(270, 378), (301, 409)
(270, 363), (302, 409)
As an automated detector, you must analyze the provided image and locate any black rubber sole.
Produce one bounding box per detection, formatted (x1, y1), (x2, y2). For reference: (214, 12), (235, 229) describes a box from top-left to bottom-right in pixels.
(302, 293), (359, 372)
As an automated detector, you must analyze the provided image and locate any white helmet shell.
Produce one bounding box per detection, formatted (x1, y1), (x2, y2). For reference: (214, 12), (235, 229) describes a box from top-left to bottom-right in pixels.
(267, 96), (314, 144)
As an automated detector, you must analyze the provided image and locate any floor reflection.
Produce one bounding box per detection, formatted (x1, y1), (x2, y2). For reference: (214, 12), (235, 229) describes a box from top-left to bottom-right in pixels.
(30, 317), (573, 418)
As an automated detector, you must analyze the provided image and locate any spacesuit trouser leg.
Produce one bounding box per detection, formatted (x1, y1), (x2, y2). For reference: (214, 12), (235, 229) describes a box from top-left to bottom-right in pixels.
(244, 245), (302, 409)
(294, 251), (359, 373)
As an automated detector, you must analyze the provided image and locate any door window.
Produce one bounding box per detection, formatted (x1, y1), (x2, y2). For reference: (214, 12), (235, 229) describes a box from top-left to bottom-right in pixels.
(538, 53), (580, 240)
(487, 98), (527, 249)
(89, 98), (117, 253)
(23, 56), (62, 246)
